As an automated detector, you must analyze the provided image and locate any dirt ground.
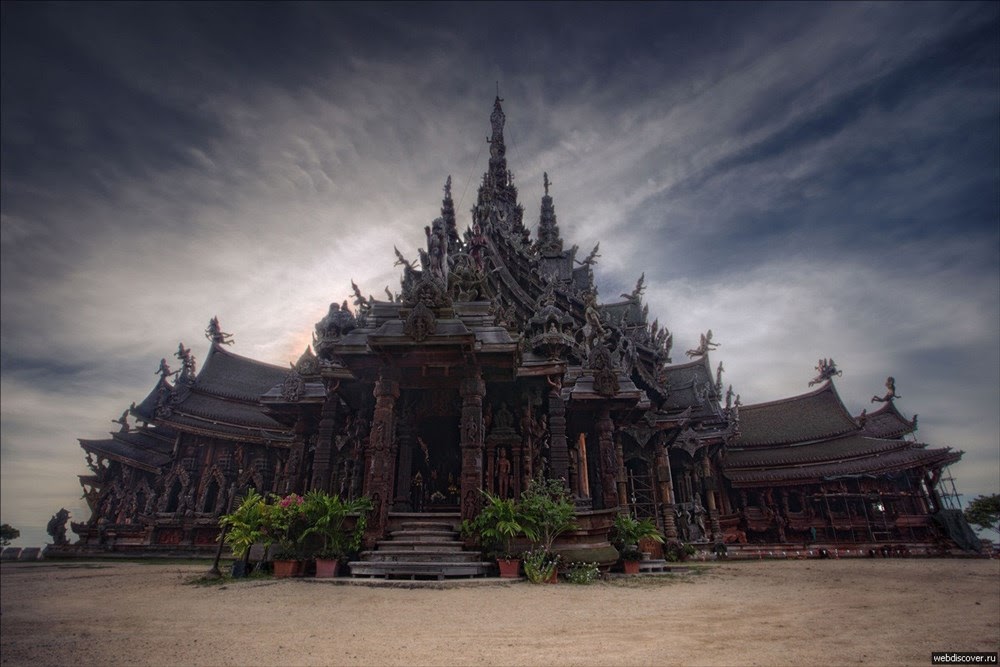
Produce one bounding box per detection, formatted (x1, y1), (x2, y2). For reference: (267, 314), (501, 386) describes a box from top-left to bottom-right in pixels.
(1, 558), (997, 667)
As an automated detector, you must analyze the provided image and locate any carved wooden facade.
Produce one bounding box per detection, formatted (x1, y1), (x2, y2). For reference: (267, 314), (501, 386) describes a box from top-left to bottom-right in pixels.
(64, 99), (967, 557)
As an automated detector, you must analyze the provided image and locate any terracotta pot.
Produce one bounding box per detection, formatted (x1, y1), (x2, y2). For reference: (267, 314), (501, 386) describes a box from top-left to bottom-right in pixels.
(315, 558), (339, 578)
(273, 559), (301, 578)
(546, 569), (559, 584)
(497, 558), (521, 578)
(623, 560), (640, 575)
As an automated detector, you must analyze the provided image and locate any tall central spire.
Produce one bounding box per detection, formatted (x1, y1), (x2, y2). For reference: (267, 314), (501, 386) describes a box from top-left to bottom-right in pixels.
(473, 95), (523, 234)
(488, 95), (508, 184)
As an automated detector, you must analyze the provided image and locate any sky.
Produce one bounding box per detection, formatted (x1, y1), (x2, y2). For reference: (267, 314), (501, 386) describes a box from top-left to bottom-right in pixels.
(2, 2), (998, 548)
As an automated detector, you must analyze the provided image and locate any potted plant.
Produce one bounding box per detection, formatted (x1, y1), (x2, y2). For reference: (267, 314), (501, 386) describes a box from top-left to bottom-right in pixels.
(218, 488), (266, 577)
(610, 513), (664, 574)
(461, 490), (534, 578)
(301, 491), (372, 578)
(264, 493), (309, 577)
(518, 477), (576, 584)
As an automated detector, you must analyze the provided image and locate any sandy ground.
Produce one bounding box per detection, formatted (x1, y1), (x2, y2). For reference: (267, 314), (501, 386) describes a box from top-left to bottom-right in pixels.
(1, 559), (997, 667)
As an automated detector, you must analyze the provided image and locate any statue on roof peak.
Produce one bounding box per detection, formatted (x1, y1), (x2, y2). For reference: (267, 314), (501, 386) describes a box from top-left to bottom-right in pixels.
(577, 243), (601, 267)
(621, 273), (646, 304)
(543, 172), (551, 197)
(686, 330), (720, 358)
(205, 316), (234, 346)
(155, 358), (177, 382)
(871, 376), (901, 403)
(808, 358), (842, 386)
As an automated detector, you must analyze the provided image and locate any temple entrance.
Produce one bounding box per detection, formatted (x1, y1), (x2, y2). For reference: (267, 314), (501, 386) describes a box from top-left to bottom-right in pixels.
(407, 416), (461, 512)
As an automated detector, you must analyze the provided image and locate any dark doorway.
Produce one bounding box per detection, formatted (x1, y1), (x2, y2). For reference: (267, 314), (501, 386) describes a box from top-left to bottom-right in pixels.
(412, 416), (461, 512)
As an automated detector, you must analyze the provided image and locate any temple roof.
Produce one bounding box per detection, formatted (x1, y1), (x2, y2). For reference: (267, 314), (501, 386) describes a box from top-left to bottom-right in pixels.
(858, 400), (917, 439)
(168, 391), (288, 430)
(730, 381), (859, 448)
(79, 436), (172, 471)
(195, 345), (290, 402)
(725, 433), (910, 469)
(724, 444), (961, 485)
(659, 354), (720, 413)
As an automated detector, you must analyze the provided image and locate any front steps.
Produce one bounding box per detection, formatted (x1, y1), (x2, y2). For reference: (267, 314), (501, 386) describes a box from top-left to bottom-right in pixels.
(348, 513), (492, 580)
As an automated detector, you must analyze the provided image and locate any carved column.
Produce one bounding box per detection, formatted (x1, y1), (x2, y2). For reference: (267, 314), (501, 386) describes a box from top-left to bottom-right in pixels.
(596, 406), (619, 510)
(283, 417), (309, 495)
(363, 369), (400, 547)
(459, 368), (485, 523)
(393, 415), (415, 511)
(310, 389), (339, 492)
(654, 434), (678, 540)
(615, 431), (628, 510)
(547, 380), (569, 486)
(703, 455), (722, 542)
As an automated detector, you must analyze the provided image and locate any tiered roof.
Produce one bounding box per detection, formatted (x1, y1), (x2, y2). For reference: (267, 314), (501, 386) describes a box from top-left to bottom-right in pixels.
(725, 381), (960, 487)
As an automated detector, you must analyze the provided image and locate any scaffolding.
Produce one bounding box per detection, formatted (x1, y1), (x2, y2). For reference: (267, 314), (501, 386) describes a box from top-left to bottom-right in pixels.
(937, 466), (963, 511)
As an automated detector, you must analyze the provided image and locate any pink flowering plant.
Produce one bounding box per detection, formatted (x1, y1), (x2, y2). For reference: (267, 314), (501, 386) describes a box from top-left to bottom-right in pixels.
(262, 493), (310, 559)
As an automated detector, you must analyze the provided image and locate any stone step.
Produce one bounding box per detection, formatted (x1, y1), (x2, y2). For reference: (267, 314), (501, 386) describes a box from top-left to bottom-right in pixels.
(360, 549), (484, 563)
(395, 520), (460, 532)
(388, 529), (458, 542)
(348, 560), (492, 580)
(375, 539), (465, 552)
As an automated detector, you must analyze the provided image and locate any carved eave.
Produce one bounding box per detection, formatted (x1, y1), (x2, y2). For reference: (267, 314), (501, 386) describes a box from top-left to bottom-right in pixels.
(567, 372), (649, 412)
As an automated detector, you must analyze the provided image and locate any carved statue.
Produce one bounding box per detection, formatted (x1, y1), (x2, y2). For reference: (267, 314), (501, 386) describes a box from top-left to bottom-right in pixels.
(577, 242), (601, 267)
(155, 358), (177, 381)
(424, 217), (448, 286)
(686, 330), (719, 358)
(47, 508), (70, 545)
(493, 402), (514, 431)
(112, 409), (130, 433)
(583, 290), (607, 352)
(620, 273), (645, 304)
(497, 448), (511, 499)
(204, 316), (234, 345)
(809, 358), (842, 386)
(871, 376), (901, 403)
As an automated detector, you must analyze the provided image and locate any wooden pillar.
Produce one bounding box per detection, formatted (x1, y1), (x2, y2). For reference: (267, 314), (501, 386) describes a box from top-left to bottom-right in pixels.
(577, 433), (591, 499)
(654, 435), (678, 540)
(459, 368), (485, 522)
(547, 379), (569, 486)
(393, 417), (415, 511)
(615, 431), (628, 511)
(363, 368), (399, 547)
(596, 406), (618, 510)
(310, 388), (339, 492)
(703, 456), (722, 542)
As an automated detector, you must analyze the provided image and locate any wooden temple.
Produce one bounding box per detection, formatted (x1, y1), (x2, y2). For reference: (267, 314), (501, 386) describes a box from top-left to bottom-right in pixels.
(60, 98), (974, 562)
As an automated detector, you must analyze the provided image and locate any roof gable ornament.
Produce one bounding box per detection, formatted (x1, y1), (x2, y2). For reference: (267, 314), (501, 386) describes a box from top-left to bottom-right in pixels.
(871, 376), (901, 404)
(314, 301), (358, 358)
(175, 342), (196, 386)
(205, 316), (234, 346)
(808, 358), (842, 386)
(686, 330), (720, 358)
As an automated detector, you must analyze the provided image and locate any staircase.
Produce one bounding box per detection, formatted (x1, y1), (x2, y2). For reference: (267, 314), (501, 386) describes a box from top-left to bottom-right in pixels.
(348, 513), (492, 580)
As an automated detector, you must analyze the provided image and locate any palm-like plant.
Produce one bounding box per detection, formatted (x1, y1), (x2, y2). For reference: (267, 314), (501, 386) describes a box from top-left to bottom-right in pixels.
(610, 513), (664, 560)
(218, 488), (266, 559)
(463, 490), (536, 559)
(300, 491), (373, 559)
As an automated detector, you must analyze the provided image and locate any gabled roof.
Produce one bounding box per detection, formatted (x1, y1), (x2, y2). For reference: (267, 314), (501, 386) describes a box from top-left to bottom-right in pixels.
(724, 444), (961, 485)
(79, 435), (172, 471)
(659, 354), (719, 413)
(730, 381), (859, 448)
(859, 401), (917, 439)
(195, 345), (290, 402)
(725, 433), (909, 469)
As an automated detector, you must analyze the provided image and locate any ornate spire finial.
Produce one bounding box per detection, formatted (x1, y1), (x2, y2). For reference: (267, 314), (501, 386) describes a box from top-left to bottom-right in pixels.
(441, 175), (459, 252)
(536, 171), (561, 256)
(543, 172), (550, 196)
